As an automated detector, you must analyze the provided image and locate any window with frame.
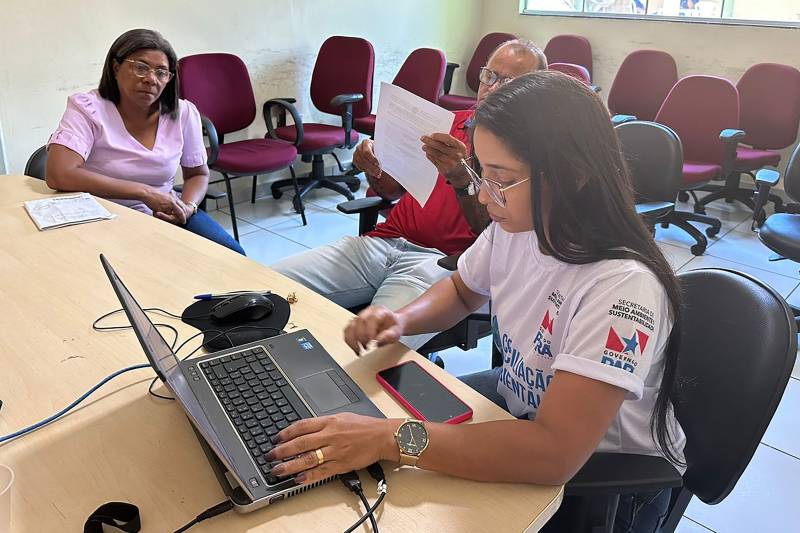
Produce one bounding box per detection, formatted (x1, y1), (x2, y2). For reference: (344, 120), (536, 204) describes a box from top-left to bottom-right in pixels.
(522, 0), (800, 25)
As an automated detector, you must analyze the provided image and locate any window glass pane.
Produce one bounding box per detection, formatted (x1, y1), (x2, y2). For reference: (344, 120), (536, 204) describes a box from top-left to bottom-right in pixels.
(585, 0), (646, 14)
(647, 0), (723, 17)
(525, 0), (585, 12)
(724, 0), (800, 22)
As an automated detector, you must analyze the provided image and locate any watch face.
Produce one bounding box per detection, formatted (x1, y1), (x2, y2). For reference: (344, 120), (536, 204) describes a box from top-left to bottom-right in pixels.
(397, 421), (428, 456)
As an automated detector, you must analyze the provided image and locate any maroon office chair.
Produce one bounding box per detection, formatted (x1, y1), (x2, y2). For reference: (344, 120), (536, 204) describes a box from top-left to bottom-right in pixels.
(654, 75), (742, 255)
(439, 32), (515, 111)
(544, 35), (593, 79)
(353, 47), (446, 138)
(178, 53), (302, 241)
(608, 49), (678, 122)
(269, 36), (374, 208)
(549, 63), (592, 85)
(694, 63), (800, 218)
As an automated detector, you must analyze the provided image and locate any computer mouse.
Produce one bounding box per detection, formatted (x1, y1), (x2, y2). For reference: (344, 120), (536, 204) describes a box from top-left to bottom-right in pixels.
(211, 293), (274, 322)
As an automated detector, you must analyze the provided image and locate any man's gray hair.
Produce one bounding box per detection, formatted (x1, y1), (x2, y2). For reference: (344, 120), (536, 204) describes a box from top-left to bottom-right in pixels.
(491, 38), (548, 70)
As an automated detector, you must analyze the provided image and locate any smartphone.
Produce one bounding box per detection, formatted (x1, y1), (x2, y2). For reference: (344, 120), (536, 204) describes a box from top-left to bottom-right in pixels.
(376, 360), (473, 424)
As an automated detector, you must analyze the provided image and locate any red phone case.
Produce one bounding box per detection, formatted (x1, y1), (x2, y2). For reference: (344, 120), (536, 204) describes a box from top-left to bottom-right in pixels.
(376, 360), (473, 424)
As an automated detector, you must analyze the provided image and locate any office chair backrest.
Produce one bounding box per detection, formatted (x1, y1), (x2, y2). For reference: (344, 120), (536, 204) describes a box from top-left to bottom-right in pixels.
(608, 49), (678, 121)
(465, 32), (516, 93)
(25, 146), (47, 180)
(393, 48), (447, 104)
(676, 268), (795, 504)
(782, 143), (800, 203)
(616, 121), (683, 204)
(311, 36), (374, 119)
(544, 34), (593, 78)
(178, 53), (256, 135)
(654, 75), (739, 166)
(548, 63), (591, 85)
(737, 63), (800, 150)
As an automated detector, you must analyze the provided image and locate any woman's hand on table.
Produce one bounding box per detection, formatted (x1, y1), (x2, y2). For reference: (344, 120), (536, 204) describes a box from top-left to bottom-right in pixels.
(343, 305), (407, 354)
(266, 413), (400, 484)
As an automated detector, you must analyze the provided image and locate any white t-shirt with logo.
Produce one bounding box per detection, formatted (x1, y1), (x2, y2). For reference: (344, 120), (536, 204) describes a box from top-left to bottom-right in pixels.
(458, 224), (686, 463)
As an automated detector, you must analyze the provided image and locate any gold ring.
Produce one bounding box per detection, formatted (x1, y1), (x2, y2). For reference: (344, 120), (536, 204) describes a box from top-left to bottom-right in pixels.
(315, 448), (325, 465)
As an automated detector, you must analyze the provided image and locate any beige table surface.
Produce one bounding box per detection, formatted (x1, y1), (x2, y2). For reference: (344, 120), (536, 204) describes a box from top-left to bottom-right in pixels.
(0, 176), (562, 532)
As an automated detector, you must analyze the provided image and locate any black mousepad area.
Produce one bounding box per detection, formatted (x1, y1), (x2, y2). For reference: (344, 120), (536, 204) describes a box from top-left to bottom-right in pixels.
(181, 293), (290, 351)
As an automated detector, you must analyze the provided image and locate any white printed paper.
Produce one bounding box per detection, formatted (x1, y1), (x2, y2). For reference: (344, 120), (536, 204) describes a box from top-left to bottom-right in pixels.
(24, 193), (115, 231)
(373, 82), (456, 208)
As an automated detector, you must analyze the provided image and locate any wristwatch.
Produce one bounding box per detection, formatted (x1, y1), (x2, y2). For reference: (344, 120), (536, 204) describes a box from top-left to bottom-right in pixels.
(394, 419), (429, 467)
(453, 181), (479, 197)
(186, 201), (198, 215)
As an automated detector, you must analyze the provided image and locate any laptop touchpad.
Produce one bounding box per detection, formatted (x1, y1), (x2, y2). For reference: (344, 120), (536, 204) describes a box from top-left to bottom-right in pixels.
(296, 372), (352, 413)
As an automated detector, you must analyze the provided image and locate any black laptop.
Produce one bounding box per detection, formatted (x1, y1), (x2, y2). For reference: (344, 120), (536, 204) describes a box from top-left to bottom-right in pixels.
(100, 254), (384, 511)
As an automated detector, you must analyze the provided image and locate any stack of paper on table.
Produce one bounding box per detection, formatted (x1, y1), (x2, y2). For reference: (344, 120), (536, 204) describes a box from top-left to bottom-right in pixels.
(373, 82), (456, 208)
(24, 193), (115, 231)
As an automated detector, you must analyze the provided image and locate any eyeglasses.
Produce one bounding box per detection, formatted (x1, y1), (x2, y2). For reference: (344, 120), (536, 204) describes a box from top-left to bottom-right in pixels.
(121, 59), (173, 84)
(460, 157), (530, 208)
(478, 67), (513, 88)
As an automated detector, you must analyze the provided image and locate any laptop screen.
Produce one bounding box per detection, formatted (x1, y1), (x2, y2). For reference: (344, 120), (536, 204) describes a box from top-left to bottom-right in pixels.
(99, 254), (235, 467)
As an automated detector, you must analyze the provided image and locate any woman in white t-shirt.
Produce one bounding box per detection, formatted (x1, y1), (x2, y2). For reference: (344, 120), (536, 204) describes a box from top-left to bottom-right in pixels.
(263, 72), (685, 531)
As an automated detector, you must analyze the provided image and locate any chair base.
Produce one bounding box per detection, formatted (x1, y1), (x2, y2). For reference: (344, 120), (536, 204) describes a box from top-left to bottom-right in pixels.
(661, 210), (722, 256)
(694, 173), (785, 214)
(271, 153), (360, 208)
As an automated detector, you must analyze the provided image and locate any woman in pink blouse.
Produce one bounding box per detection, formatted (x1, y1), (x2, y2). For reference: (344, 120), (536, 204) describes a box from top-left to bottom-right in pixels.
(46, 29), (245, 255)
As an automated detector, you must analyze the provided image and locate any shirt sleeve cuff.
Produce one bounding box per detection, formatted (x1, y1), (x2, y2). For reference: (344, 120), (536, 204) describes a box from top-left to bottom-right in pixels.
(457, 253), (491, 297)
(551, 353), (644, 400)
(47, 130), (91, 160)
(180, 150), (208, 168)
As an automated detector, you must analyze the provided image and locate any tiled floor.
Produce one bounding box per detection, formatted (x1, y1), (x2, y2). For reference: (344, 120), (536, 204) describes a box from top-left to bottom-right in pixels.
(212, 184), (800, 532)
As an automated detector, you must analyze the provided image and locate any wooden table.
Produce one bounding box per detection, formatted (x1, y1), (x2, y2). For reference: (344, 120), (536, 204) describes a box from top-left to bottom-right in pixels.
(0, 176), (562, 532)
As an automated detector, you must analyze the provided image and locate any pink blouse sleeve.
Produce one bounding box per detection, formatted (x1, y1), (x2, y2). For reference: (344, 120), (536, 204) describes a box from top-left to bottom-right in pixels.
(180, 100), (208, 168)
(47, 93), (97, 160)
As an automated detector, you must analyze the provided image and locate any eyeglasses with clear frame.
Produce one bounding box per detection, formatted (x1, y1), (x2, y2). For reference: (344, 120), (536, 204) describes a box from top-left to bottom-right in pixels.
(460, 157), (530, 208)
(120, 58), (173, 84)
(478, 67), (513, 88)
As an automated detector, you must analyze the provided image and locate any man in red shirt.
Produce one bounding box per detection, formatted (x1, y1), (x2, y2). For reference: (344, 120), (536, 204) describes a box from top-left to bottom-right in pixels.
(273, 40), (546, 350)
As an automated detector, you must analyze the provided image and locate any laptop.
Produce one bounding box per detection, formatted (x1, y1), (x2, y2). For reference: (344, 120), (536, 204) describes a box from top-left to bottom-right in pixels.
(99, 254), (384, 512)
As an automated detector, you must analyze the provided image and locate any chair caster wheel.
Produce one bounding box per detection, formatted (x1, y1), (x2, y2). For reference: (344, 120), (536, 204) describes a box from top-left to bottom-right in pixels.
(347, 181), (361, 193)
(706, 226), (720, 238)
(272, 189), (283, 200)
(292, 196), (304, 214)
(660, 222), (669, 229)
(690, 244), (706, 256)
(693, 205), (706, 214)
(678, 191), (689, 202)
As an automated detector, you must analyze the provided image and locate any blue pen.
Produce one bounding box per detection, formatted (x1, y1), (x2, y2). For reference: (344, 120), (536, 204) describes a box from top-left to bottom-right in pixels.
(193, 290), (268, 301)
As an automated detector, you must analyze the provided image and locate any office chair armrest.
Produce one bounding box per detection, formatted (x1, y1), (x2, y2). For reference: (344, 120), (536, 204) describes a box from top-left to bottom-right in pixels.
(611, 114), (637, 126)
(436, 253), (462, 271)
(752, 169), (782, 229)
(337, 196), (393, 215)
(443, 62), (460, 95)
(173, 183), (227, 201)
(263, 99), (304, 147)
(720, 128), (746, 176)
(565, 453), (683, 496)
(200, 115), (219, 166)
(330, 94), (364, 150)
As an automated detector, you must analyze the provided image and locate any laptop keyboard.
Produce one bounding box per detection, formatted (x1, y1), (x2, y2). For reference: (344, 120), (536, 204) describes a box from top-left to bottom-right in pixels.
(199, 346), (310, 486)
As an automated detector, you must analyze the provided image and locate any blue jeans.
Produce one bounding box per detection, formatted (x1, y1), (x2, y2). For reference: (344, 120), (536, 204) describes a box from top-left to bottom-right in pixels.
(184, 210), (246, 255)
(459, 368), (671, 533)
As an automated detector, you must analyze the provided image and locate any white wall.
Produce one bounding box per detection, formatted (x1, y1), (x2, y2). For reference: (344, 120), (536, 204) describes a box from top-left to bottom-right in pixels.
(0, 0), (482, 174)
(479, 0), (800, 168)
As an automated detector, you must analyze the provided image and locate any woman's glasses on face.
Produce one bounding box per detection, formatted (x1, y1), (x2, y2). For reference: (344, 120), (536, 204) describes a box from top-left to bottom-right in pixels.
(122, 59), (173, 84)
(460, 157), (530, 208)
(478, 67), (513, 88)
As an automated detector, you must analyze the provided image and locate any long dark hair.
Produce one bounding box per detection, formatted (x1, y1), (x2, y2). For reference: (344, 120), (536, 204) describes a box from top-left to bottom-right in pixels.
(98, 29), (179, 119)
(474, 71), (684, 466)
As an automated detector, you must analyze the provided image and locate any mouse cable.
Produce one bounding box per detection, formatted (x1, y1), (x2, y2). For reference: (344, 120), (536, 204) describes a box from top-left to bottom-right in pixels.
(172, 499), (234, 533)
(0, 363), (152, 444)
(343, 463), (387, 533)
